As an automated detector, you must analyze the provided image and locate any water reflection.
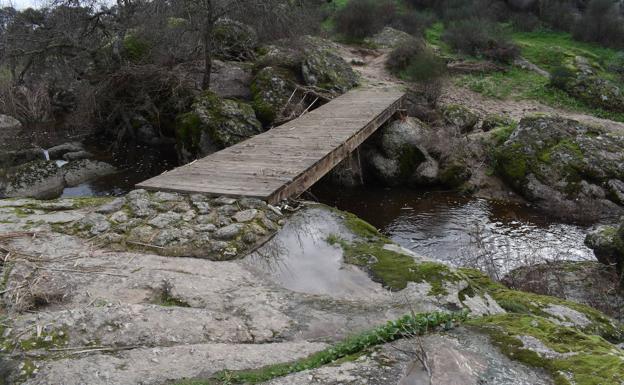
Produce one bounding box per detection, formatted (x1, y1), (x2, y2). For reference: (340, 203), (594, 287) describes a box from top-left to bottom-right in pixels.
(244, 207), (383, 298)
(312, 184), (593, 277)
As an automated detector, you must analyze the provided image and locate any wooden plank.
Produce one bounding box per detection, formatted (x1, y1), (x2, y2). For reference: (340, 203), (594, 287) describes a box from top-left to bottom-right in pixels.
(137, 87), (406, 200)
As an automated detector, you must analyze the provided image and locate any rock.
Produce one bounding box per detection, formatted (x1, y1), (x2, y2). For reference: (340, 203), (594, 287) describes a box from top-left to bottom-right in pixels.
(0, 115), (23, 151)
(126, 190), (156, 218)
(62, 160), (117, 187)
(148, 212), (183, 229)
(441, 104), (479, 133)
(210, 60), (253, 100)
(95, 198), (125, 214)
(214, 223), (244, 240)
(214, 197), (237, 205)
(480, 114), (514, 132)
(47, 142), (85, 159)
(110, 211), (129, 224)
(366, 118), (429, 185)
(2, 160), (65, 199)
(301, 37), (358, 92)
(551, 56), (624, 112)
(494, 115), (624, 220)
(438, 157), (471, 188)
(504, 261), (624, 322)
(76, 213), (111, 236)
(256, 44), (303, 71)
(0, 148), (45, 168)
(233, 209), (258, 223)
(365, 27), (416, 48)
(413, 156), (439, 185)
(62, 151), (93, 161)
(585, 223), (624, 278)
(176, 91), (263, 162)
(213, 18), (258, 61)
(607, 179), (624, 205)
(250, 66), (296, 125)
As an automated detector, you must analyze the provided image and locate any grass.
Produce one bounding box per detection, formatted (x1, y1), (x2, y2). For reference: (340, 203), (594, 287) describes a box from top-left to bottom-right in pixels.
(456, 67), (624, 122)
(175, 311), (466, 385)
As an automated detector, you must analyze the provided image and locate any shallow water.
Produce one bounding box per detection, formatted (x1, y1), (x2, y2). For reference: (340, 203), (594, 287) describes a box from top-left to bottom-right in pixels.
(244, 207), (384, 298)
(311, 184), (593, 277)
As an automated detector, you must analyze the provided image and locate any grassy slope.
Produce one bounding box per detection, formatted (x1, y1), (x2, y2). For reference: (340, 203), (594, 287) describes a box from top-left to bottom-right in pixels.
(426, 24), (624, 122)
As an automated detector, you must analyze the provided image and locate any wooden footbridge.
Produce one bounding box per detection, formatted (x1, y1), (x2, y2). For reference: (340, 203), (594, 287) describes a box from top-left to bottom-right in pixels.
(137, 88), (406, 204)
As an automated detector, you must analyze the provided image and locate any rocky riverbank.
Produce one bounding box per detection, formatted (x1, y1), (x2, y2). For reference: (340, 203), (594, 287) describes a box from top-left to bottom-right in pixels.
(1, 194), (623, 384)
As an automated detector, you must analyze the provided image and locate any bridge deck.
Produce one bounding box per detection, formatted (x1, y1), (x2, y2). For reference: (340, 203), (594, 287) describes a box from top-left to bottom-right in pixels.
(137, 88), (406, 203)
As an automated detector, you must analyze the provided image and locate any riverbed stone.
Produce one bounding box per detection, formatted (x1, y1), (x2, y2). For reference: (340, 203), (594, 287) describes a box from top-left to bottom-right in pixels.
(77, 213), (111, 235)
(47, 142), (85, 159)
(2, 160), (65, 199)
(233, 209), (258, 223)
(214, 196), (237, 205)
(96, 198), (125, 214)
(62, 150), (93, 161)
(62, 159), (117, 187)
(148, 212), (182, 229)
(192, 201), (212, 214)
(214, 223), (244, 240)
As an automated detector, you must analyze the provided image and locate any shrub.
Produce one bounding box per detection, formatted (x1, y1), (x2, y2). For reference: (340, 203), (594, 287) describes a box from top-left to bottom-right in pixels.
(334, 0), (396, 40)
(387, 43), (447, 106)
(537, 0), (578, 32)
(572, 0), (624, 48)
(386, 40), (425, 74)
(509, 11), (542, 32)
(442, 19), (519, 63)
(390, 10), (437, 36)
(549, 65), (576, 90)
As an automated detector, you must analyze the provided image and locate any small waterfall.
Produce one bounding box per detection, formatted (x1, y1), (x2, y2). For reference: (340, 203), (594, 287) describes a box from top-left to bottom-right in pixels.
(42, 149), (50, 161)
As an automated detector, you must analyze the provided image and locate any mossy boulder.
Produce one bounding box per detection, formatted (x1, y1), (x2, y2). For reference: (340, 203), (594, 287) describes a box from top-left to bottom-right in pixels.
(442, 104), (479, 133)
(250, 66), (296, 125)
(364, 27), (415, 49)
(301, 37), (358, 92)
(439, 157), (472, 188)
(493, 115), (624, 219)
(550, 56), (624, 113)
(366, 118), (431, 186)
(1, 160), (65, 199)
(213, 18), (258, 61)
(61, 160), (117, 187)
(481, 114), (514, 132)
(585, 222), (624, 283)
(175, 92), (263, 162)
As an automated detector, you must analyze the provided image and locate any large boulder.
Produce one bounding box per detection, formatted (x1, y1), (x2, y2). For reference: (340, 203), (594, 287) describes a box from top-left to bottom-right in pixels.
(210, 60), (253, 100)
(494, 115), (624, 220)
(47, 142), (85, 159)
(441, 104), (479, 133)
(551, 56), (624, 113)
(212, 18), (258, 61)
(250, 67), (296, 125)
(300, 37), (358, 92)
(176, 92), (263, 162)
(585, 223), (624, 277)
(365, 27), (415, 49)
(62, 160), (117, 187)
(366, 118), (431, 185)
(1, 160), (65, 199)
(0, 148), (45, 169)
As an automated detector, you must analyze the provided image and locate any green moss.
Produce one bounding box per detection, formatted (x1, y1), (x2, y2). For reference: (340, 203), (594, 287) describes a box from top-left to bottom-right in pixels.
(175, 311), (466, 385)
(175, 111), (203, 154)
(493, 142), (529, 186)
(19, 327), (69, 351)
(490, 121), (517, 145)
(457, 269), (623, 342)
(439, 161), (471, 188)
(398, 145), (426, 179)
(153, 292), (191, 308)
(470, 313), (624, 385)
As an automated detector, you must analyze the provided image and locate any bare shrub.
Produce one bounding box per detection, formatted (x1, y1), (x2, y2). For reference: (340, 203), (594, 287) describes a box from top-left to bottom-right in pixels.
(0, 81), (52, 124)
(442, 19), (519, 63)
(334, 0), (396, 40)
(572, 0), (624, 48)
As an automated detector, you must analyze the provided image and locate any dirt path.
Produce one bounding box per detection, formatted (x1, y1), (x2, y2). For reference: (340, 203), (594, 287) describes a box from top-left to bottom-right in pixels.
(337, 42), (624, 132)
(441, 83), (624, 132)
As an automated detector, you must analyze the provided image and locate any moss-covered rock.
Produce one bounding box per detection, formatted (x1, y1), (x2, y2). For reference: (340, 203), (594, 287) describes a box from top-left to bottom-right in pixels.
(1, 160), (65, 199)
(585, 222), (624, 284)
(212, 18), (258, 61)
(175, 91), (263, 162)
(366, 118), (431, 186)
(442, 104), (479, 133)
(250, 66), (296, 125)
(470, 313), (624, 385)
(493, 115), (624, 219)
(301, 37), (358, 92)
(550, 56), (624, 113)
(481, 114), (514, 132)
